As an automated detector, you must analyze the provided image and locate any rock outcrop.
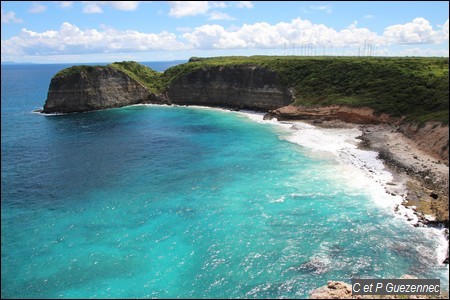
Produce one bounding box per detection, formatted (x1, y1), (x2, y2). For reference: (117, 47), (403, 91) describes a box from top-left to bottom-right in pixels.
(166, 65), (293, 111)
(43, 66), (152, 113)
(310, 281), (354, 299)
(399, 122), (449, 166)
(265, 105), (401, 124)
(42, 64), (292, 113)
(310, 276), (449, 299)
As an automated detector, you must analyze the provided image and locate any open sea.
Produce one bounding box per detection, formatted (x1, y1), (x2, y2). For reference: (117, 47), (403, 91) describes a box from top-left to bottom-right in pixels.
(1, 62), (448, 298)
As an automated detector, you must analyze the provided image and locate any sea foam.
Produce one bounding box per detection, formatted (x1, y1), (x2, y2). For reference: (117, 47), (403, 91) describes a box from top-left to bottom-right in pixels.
(235, 109), (448, 270)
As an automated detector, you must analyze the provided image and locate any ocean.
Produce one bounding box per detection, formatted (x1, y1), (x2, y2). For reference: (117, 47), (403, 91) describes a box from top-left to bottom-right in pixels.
(1, 62), (448, 298)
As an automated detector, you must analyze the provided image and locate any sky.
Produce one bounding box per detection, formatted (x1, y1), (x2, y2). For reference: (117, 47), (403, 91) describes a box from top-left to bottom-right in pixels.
(1, 1), (449, 63)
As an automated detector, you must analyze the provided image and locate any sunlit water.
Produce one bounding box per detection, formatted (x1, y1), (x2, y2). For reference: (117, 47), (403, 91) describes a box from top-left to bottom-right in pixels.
(2, 63), (448, 298)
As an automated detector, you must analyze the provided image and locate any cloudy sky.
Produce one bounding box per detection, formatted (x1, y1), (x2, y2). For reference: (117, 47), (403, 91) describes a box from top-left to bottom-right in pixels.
(1, 1), (448, 63)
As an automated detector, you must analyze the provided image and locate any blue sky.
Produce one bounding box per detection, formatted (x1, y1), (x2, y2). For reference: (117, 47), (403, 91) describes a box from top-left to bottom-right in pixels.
(1, 1), (449, 63)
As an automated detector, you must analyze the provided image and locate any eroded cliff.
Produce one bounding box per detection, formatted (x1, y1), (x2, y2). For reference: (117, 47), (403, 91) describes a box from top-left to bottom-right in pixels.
(43, 66), (152, 114)
(166, 65), (293, 110)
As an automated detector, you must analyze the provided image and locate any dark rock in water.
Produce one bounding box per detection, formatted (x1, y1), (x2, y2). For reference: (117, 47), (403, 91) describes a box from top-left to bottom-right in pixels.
(43, 66), (152, 113)
(313, 118), (324, 124)
(263, 112), (275, 120)
(296, 257), (330, 275)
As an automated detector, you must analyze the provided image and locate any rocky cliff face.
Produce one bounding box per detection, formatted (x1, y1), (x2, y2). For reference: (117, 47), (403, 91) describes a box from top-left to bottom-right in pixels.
(399, 122), (449, 165)
(43, 66), (151, 113)
(266, 105), (399, 124)
(166, 65), (293, 110)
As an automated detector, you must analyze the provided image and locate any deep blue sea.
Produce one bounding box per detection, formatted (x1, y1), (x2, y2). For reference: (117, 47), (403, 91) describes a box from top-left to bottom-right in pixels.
(1, 62), (448, 298)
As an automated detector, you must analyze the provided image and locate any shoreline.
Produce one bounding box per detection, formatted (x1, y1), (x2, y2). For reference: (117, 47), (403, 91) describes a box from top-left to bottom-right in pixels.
(298, 119), (449, 265)
(37, 102), (450, 266)
(232, 108), (449, 266)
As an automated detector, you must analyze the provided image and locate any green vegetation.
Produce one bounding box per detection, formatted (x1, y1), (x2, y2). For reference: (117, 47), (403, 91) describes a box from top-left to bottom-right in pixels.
(54, 65), (98, 78)
(108, 61), (164, 93)
(55, 56), (449, 123)
(163, 56), (449, 124)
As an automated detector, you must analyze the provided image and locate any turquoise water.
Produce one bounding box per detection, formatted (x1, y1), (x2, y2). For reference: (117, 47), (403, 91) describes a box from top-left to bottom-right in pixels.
(1, 64), (448, 298)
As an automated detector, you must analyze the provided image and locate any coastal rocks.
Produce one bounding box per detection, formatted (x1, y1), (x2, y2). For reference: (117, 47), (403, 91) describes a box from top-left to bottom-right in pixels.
(309, 281), (355, 299)
(358, 124), (449, 264)
(399, 122), (449, 166)
(359, 125), (448, 225)
(166, 65), (293, 111)
(309, 276), (449, 299)
(288, 257), (331, 275)
(43, 66), (153, 113)
(265, 105), (397, 124)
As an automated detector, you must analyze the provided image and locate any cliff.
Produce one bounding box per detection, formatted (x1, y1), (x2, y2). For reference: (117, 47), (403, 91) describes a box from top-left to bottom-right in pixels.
(43, 65), (153, 114)
(41, 58), (448, 164)
(165, 65), (292, 110)
(41, 57), (448, 162)
(42, 57), (448, 124)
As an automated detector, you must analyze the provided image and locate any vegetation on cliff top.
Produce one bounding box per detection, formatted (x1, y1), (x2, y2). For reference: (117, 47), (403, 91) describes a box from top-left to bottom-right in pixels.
(53, 56), (449, 123)
(164, 56), (449, 124)
(108, 61), (163, 93)
(54, 65), (99, 78)
(54, 62), (163, 93)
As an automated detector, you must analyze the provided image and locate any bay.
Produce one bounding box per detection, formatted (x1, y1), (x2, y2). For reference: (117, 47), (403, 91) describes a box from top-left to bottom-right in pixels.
(1, 62), (447, 298)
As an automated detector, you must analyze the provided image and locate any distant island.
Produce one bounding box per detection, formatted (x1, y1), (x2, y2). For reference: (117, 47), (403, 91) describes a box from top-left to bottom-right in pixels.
(40, 56), (449, 263)
(1, 61), (37, 65)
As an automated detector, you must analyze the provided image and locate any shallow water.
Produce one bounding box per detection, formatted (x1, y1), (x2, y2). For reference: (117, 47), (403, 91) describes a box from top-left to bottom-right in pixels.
(1, 64), (448, 298)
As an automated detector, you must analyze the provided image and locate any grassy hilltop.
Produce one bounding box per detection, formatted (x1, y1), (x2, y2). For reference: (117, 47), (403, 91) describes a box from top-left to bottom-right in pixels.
(61, 56), (448, 124)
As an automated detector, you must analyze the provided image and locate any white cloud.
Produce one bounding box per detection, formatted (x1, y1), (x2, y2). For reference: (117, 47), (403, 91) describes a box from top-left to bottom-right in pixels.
(208, 11), (235, 20)
(234, 1), (253, 9)
(168, 1), (252, 19)
(82, 1), (103, 13)
(59, 1), (74, 8)
(2, 17), (448, 61)
(1, 8), (23, 23)
(309, 5), (332, 14)
(108, 1), (140, 11)
(383, 17), (446, 44)
(1, 22), (185, 58)
(82, 1), (141, 14)
(168, 1), (209, 18)
(29, 2), (47, 14)
(210, 1), (228, 9)
(364, 14), (374, 19)
(439, 19), (449, 40)
(183, 18), (385, 50)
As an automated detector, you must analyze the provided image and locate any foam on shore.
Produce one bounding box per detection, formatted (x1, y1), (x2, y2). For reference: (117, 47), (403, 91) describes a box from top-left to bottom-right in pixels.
(145, 105), (448, 272)
(235, 109), (448, 270)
